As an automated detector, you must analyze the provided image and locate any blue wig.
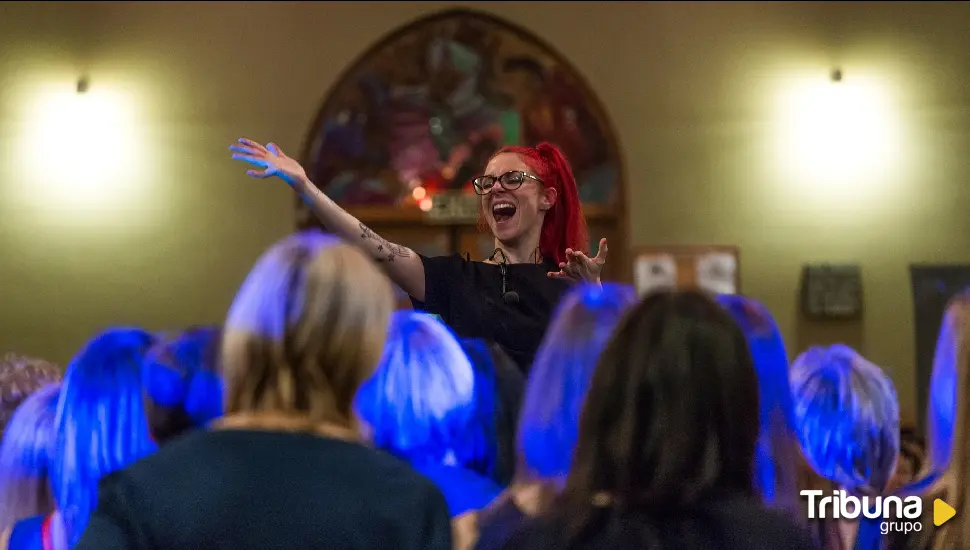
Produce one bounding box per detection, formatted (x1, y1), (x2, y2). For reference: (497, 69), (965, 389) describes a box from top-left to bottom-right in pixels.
(0, 383), (60, 532)
(716, 294), (801, 514)
(51, 327), (157, 547)
(926, 305), (959, 476)
(356, 311), (477, 466)
(518, 282), (637, 482)
(142, 326), (224, 441)
(790, 345), (900, 493)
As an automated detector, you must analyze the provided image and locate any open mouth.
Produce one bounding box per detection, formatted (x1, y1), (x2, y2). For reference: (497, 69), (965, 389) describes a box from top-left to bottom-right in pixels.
(491, 202), (517, 223)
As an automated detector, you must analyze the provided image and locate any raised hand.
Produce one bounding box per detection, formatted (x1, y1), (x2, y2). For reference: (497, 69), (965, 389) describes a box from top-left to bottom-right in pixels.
(548, 238), (609, 284)
(229, 138), (307, 187)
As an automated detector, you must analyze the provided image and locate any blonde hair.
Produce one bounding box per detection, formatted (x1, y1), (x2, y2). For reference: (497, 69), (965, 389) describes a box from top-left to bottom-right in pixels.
(222, 231), (393, 430)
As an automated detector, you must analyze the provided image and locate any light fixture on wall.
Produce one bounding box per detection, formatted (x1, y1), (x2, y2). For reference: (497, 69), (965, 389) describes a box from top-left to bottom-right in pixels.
(770, 64), (900, 204)
(15, 76), (145, 218)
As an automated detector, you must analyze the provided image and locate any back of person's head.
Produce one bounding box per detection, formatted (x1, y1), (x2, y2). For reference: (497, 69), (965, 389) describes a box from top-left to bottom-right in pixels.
(223, 231), (393, 431)
(518, 282), (637, 483)
(925, 292), (970, 477)
(927, 293), (970, 550)
(459, 338), (524, 485)
(0, 384), (60, 532)
(142, 326), (223, 444)
(357, 311), (477, 467)
(889, 426), (925, 491)
(0, 354), (61, 440)
(561, 290), (759, 533)
(51, 327), (156, 546)
(790, 345), (900, 494)
(717, 294), (802, 516)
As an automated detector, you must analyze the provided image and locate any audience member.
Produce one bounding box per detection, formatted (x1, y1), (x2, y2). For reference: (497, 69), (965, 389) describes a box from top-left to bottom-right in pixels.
(717, 294), (803, 518)
(0, 354), (61, 440)
(76, 232), (453, 550)
(790, 345), (900, 550)
(502, 290), (817, 549)
(142, 326), (223, 444)
(458, 338), (525, 488)
(475, 282), (637, 550)
(886, 292), (970, 550)
(0, 385), (60, 537)
(357, 311), (502, 518)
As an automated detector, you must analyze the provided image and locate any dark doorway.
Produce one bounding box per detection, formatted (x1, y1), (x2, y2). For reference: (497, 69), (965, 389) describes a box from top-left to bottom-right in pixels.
(910, 265), (970, 430)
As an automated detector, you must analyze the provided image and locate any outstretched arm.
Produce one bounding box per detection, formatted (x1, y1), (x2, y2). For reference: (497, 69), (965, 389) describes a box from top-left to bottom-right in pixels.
(230, 139), (428, 301)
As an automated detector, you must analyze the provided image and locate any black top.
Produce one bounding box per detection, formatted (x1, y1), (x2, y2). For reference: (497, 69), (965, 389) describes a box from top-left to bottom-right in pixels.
(411, 254), (571, 372)
(75, 429), (452, 550)
(497, 496), (818, 550)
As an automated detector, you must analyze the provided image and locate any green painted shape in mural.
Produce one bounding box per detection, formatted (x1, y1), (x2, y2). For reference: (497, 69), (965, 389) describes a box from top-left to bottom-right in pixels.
(500, 109), (521, 146)
(447, 42), (479, 74)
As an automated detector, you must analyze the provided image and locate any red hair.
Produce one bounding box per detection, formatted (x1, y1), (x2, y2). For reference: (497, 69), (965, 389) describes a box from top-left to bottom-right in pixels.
(481, 142), (588, 265)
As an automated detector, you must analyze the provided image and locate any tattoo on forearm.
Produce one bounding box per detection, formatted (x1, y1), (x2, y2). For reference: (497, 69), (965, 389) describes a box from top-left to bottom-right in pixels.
(359, 223), (411, 262)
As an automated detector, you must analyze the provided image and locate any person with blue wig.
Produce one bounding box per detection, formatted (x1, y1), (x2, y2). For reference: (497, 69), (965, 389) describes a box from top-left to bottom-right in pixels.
(716, 294), (803, 518)
(77, 232), (451, 550)
(357, 311), (503, 518)
(0, 384), (60, 545)
(458, 338), (524, 488)
(6, 328), (156, 550)
(142, 326), (224, 444)
(474, 282), (637, 550)
(881, 292), (970, 550)
(791, 344), (900, 550)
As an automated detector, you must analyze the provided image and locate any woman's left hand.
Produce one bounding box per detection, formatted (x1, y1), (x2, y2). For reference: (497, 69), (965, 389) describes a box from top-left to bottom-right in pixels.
(548, 238), (609, 284)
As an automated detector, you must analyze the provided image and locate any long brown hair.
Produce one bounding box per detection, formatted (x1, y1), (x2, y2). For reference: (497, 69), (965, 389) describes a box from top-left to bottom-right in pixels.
(558, 290), (760, 539)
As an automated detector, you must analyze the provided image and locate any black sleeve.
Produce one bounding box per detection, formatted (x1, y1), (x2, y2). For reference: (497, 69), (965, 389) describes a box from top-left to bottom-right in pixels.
(75, 473), (148, 550)
(410, 254), (463, 317)
(418, 483), (454, 550)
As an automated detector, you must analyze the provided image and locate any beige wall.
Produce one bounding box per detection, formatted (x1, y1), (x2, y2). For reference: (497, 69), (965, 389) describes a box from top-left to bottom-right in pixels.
(2, 1), (969, 420)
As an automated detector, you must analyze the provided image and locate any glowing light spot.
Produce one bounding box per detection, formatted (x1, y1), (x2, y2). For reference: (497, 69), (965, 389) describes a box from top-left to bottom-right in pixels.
(419, 197), (433, 212)
(769, 69), (904, 205)
(15, 80), (146, 217)
(412, 186), (427, 201)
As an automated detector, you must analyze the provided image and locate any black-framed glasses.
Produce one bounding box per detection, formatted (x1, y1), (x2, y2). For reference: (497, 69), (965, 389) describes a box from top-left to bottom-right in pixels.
(472, 170), (544, 195)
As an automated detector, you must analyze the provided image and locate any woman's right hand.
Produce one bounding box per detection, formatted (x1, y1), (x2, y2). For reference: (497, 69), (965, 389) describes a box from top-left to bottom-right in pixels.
(230, 138), (307, 187)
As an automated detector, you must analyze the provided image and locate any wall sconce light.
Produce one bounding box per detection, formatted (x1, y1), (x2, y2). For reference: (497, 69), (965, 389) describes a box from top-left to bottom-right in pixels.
(76, 77), (90, 94)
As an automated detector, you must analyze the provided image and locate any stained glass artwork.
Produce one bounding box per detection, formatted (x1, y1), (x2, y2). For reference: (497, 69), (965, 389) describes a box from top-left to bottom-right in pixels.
(300, 9), (621, 214)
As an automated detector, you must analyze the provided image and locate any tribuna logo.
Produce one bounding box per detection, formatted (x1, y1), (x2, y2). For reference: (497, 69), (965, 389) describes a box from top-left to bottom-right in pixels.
(801, 490), (922, 530)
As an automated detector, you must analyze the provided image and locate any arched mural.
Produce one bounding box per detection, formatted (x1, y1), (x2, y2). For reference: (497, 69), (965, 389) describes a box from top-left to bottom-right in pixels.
(299, 9), (624, 215)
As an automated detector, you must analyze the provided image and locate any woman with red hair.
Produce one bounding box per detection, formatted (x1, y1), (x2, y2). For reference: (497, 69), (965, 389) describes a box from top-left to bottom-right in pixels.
(230, 138), (607, 372)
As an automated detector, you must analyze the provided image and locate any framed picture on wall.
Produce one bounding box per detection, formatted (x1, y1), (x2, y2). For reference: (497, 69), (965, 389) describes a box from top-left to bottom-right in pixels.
(632, 245), (740, 296)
